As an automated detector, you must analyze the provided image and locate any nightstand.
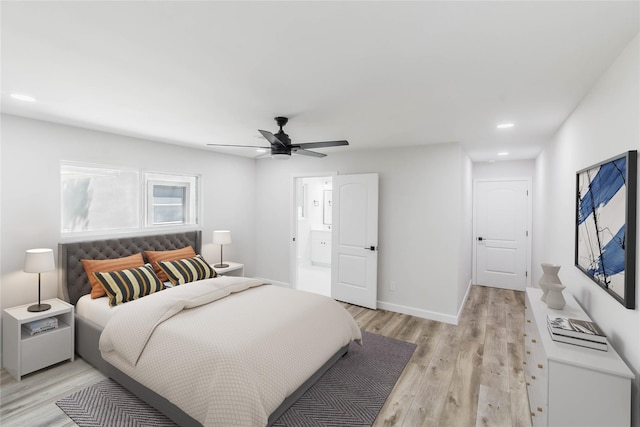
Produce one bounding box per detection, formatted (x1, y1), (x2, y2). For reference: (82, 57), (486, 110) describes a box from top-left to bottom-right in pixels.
(2, 298), (74, 381)
(213, 261), (244, 277)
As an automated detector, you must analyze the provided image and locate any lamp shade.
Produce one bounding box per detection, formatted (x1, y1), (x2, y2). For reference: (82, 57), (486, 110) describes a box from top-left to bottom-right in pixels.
(24, 248), (55, 273)
(212, 230), (232, 245)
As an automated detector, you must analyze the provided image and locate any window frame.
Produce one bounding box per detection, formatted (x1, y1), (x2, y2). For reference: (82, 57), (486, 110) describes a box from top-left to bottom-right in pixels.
(60, 162), (200, 236)
(144, 172), (199, 228)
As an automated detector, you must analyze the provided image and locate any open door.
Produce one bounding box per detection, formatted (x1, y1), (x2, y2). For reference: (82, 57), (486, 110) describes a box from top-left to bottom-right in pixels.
(331, 173), (379, 309)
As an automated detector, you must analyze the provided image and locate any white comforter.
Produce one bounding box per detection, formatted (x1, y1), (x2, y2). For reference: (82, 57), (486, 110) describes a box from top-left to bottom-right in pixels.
(99, 276), (362, 426)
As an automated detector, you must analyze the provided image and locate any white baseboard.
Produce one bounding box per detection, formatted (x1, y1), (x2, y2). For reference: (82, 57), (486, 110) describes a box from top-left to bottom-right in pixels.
(254, 276), (469, 326)
(377, 280), (473, 326)
(455, 279), (473, 323)
(376, 300), (459, 325)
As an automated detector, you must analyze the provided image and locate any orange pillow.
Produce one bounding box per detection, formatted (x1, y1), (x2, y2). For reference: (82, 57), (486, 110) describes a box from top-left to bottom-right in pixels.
(145, 246), (196, 282)
(81, 253), (145, 299)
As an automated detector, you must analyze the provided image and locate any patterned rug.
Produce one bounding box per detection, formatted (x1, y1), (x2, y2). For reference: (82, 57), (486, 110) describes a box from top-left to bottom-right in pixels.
(56, 331), (415, 427)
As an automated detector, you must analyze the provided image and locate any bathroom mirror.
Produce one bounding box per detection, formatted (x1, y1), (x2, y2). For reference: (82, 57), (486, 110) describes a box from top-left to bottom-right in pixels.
(323, 190), (332, 225)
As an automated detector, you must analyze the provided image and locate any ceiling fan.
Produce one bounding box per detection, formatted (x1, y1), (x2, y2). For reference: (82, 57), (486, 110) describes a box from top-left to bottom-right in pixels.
(207, 116), (349, 159)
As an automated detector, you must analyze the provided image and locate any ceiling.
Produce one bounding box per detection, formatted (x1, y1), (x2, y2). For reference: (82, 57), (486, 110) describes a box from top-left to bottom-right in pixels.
(2, 1), (638, 162)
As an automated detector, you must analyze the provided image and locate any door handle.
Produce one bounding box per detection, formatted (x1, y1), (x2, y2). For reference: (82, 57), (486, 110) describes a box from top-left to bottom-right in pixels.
(365, 246), (377, 251)
(477, 237), (484, 241)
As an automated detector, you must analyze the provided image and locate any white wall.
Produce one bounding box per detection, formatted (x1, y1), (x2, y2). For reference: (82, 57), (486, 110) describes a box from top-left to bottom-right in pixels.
(473, 159), (536, 180)
(0, 115), (257, 311)
(254, 143), (473, 323)
(534, 34), (640, 424)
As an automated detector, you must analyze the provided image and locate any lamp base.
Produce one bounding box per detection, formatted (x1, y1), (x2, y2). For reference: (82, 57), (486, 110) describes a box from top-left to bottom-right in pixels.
(27, 303), (51, 312)
(214, 263), (229, 268)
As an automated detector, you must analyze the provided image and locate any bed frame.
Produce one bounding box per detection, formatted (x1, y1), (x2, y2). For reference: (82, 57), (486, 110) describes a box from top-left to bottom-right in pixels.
(59, 230), (347, 426)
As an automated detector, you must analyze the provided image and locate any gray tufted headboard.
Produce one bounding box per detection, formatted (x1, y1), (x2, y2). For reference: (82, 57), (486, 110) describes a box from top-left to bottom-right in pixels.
(59, 231), (202, 305)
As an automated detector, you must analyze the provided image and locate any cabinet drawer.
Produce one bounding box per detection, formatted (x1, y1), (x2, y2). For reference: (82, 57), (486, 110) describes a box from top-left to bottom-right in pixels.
(21, 325), (72, 375)
(528, 372), (547, 418)
(524, 294), (548, 427)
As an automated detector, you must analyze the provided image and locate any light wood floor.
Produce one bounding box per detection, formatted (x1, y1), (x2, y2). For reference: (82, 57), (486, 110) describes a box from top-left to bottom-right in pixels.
(0, 284), (531, 427)
(353, 285), (532, 427)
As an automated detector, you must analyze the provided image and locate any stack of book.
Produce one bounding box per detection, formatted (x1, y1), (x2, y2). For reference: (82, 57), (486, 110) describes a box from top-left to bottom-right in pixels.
(22, 317), (58, 336)
(547, 315), (607, 351)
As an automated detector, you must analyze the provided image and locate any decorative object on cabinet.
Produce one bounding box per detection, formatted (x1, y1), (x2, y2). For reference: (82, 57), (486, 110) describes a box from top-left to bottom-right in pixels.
(545, 282), (566, 310)
(546, 323), (607, 351)
(524, 288), (632, 427)
(538, 263), (561, 302)
(212, 230), (231, 268)
(22, 317), (58, 336)
(546, 315), (607, 351)
(575, 150), (637, 309)
(24, 248), (55, 312)
(546, 315), (607, 343)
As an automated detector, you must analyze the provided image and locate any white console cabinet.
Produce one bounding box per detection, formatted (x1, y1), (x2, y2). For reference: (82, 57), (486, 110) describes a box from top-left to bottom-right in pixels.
(524, 288), (632, 427)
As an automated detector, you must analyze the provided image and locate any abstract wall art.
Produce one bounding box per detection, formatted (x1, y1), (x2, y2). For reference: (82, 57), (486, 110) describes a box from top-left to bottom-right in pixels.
(575, 150), (637, 309)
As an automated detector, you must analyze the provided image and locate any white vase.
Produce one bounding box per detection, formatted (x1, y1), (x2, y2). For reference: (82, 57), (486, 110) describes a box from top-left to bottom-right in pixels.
(546, 282), (566, 310)
(539, 263), (562, 302)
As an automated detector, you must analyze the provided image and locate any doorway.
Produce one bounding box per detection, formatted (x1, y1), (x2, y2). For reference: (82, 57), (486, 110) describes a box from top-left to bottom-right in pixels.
(294, 176), (333, 296)
(473, 178), (532, 291)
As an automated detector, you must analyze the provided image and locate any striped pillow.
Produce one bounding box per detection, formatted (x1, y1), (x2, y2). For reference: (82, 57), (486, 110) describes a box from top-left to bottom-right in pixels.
(157, 255), (217, 286)
(94, 264), (164, 307)
(81, 253), (145, 299)
(144, 246), (196, 282)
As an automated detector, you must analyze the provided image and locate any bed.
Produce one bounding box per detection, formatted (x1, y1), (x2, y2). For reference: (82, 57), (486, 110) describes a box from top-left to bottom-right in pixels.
(59, 230), (361, 426)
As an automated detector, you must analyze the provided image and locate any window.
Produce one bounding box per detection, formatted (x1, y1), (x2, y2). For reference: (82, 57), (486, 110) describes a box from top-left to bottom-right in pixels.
(61, 162), (199, 234)
(145, 173), (198, 227)
(61, 162), (140, 233)
(151, 185), (187, 224)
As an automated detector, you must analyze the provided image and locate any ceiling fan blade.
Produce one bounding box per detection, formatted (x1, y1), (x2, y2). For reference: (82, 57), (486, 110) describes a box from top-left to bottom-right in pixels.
(258, 129), (288, 149)
(293, 148), (326, 158)
(295, 140), (349, 149)
(207, 143), (270, 149)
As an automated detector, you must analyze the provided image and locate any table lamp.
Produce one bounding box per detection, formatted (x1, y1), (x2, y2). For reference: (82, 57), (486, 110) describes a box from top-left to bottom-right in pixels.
(212, 230), (231, 268)
(24, 248), (55, 312)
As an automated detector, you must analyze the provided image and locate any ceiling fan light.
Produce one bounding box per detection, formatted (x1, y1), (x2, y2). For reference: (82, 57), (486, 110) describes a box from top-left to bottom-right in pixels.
(271, 153), (291, 160)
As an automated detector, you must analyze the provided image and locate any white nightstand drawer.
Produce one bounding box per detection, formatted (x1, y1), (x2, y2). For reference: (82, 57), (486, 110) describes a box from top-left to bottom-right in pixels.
(21, 324), (72, 375)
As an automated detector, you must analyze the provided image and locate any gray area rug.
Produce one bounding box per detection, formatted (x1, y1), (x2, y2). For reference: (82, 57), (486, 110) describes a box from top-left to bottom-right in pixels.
(56, 331), (415, 427)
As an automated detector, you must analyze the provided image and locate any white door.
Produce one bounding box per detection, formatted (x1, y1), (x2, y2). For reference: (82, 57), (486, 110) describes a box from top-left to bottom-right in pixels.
(474, 179), (530, 291)
(331, 173), (379, 309)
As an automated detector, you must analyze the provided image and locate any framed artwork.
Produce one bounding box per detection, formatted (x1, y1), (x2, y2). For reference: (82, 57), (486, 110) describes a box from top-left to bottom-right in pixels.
(575, 150), (637, 309)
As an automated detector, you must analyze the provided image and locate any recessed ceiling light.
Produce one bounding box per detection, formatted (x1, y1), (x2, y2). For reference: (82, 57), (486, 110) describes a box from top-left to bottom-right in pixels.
(497, 123), (514, 129)
(10, 93), (36, 102)
(498, 152), (509, 156)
